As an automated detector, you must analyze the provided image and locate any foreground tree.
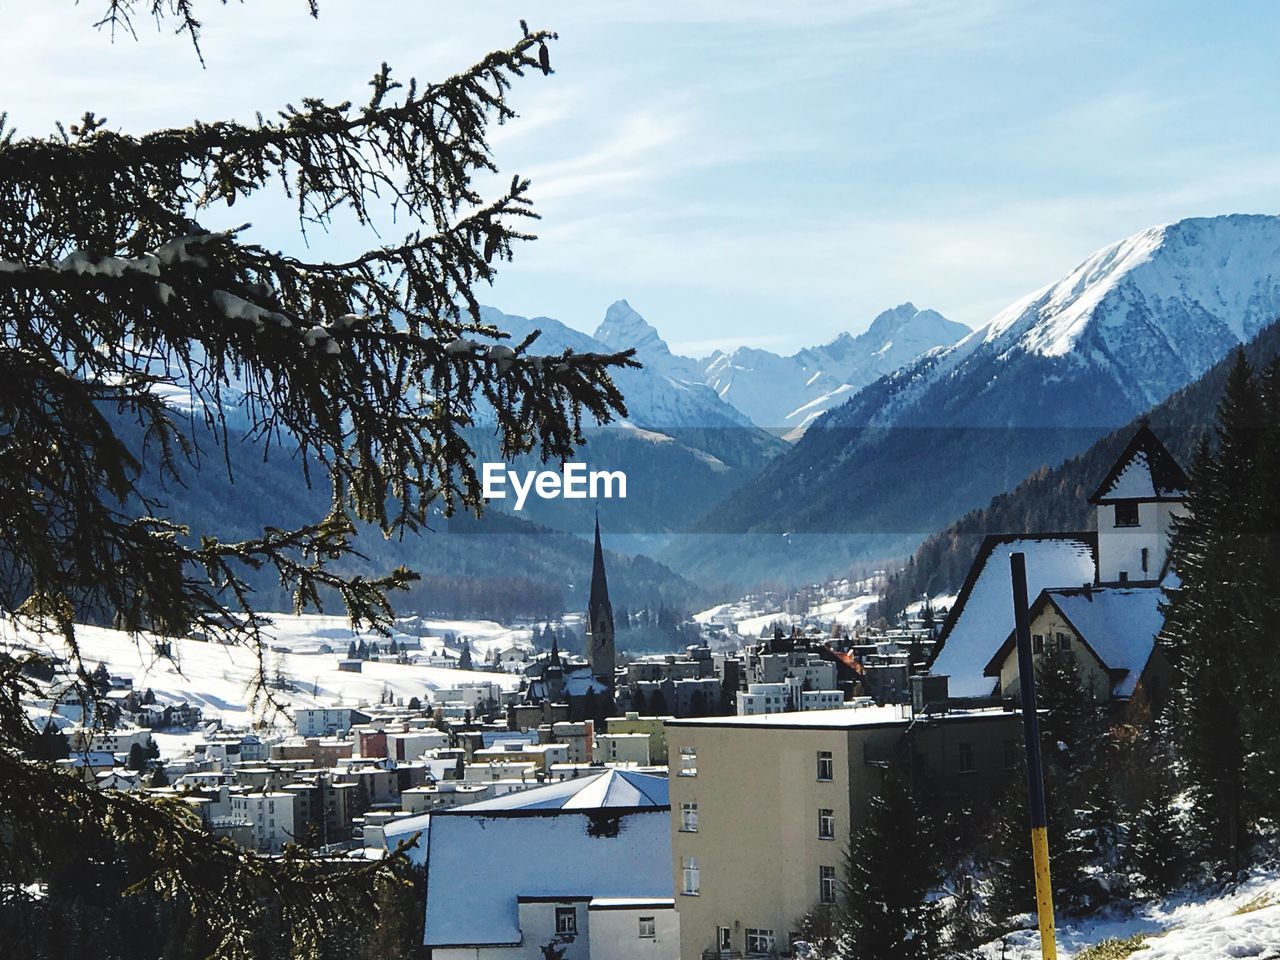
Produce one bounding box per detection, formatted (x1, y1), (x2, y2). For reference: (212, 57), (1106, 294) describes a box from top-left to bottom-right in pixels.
(835, 770), (943, 960)
(0, 4), (634, 957)
(1162, 351), (1280, 875)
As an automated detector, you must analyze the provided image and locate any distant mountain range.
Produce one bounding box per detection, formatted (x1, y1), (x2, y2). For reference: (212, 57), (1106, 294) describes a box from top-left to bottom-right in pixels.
(140, 213), (1280, 604)
(702, 303), (969, 436)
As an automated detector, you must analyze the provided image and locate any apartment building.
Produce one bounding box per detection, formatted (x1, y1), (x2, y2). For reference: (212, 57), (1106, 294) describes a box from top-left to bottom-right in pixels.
(666, 705), (1021, 959)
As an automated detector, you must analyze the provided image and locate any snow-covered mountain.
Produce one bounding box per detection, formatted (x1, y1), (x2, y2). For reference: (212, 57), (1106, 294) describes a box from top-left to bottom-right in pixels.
(480, 303), (755, 431)
(702, 303), (969, 436)
(835, 214), (1280, 432)
(672, 214), (1280, 588)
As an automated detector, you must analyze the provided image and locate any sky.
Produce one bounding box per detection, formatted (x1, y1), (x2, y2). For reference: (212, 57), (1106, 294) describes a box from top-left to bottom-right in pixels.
(4, 1), (1280, 355)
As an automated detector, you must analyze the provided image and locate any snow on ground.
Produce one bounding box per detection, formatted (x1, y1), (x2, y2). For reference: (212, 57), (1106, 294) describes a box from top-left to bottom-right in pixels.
(978, 866), (1280, 959)
(266, 613), (534, 659)
(2, 614), (522, 727)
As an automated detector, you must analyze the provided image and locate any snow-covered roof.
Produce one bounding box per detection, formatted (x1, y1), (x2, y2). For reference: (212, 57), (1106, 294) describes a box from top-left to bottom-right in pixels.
(382, 812), (430, 866)
(1089, 424), (1189, 503)
(421, 808), (672, 946)
(668, 704), (1008, 730)
(457, 769), (668, 812)
(930, 534), (1098, 698)
(1043, 586), (1164, 698)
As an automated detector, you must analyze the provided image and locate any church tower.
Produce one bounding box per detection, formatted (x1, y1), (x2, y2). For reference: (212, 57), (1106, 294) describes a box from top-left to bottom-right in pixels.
(1088, 422), (1190, 585)
(586, 516), (616, 688)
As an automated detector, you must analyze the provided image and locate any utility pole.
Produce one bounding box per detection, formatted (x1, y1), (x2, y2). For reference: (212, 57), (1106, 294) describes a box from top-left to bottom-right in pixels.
(1010, 551), (1057, 960)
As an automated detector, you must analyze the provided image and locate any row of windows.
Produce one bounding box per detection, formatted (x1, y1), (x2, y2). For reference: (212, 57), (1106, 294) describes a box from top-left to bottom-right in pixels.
(677, 745), (837, 782)
(1032, 632), (1072, 654)
(680, 804), (834, 839)
(552, 908), (657, 939)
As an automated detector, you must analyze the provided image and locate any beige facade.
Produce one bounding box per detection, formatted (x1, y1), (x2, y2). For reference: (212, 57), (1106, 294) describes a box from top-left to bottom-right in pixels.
(606, 712), (674, 764)
(666, 707), (1021, 959)
(994, 605), (1112, 699)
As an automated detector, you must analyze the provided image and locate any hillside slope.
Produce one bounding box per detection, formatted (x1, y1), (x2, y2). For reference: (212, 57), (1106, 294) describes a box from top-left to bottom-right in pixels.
(873, 319), (1280, 620)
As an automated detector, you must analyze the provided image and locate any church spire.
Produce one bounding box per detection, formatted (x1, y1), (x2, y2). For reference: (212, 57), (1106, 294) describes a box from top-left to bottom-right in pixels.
(587, 514), (616, 688)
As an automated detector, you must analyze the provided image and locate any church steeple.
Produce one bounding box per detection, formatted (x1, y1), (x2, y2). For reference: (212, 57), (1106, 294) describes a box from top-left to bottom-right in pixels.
(587, 515), (616, 688)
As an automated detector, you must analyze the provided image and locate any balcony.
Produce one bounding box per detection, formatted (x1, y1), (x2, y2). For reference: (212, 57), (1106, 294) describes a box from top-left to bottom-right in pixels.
(702, 951), (743, 960)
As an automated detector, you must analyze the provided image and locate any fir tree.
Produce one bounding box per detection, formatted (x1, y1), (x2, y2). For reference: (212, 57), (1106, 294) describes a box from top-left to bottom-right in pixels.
(0, 8), (635, 958)
(836, 770), (943, 960)
(459, 640), (473, 671)
(126, 742), (147, 773)
(1163, 351), (1268, 874)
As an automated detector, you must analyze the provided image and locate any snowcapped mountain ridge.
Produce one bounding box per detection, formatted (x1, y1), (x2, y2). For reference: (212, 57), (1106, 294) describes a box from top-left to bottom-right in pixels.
(823, 213), (1280, 432)
(702, 302), (969, 435)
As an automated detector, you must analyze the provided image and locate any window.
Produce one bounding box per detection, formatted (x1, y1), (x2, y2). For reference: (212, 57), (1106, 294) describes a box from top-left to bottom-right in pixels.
(745, 928), (775, 955)
(816, 750), (833, 781)
(679, 746), (698, 777)
(1118, 571), (1129, 583)
(1003, 739), (1019, 769)
(958, 742), (975, 773)
(638, 916), (656, 939)
(1057, 632), (1071, 652)
(717, 927), (733, 951)
(555, 907), (578, 935)
(1115, 502), (1140, 527)
(681, 801), (699, 832)
(1032, 633), (1044, 654)
(681, 856), (700, 895)
(819, 864), (837, 904)
(1141, 547), (1150, 574)
(818, 808), (835, 839)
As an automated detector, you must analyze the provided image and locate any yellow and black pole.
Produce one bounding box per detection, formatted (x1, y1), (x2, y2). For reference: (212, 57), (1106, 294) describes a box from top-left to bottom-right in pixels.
(1009, 551), (1058, 960)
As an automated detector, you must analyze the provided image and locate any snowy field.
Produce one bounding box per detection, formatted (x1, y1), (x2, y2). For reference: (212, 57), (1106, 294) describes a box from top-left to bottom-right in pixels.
(2, 613), (525, 728)
(979, 866), (1280, 959)
(694, 583), (951, 639)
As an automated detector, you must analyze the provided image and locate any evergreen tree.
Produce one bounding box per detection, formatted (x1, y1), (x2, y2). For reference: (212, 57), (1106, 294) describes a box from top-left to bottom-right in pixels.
(347, 641), (359, 660)
(0, 9), (634, 958)
(126, 742), (148, 773)
(459, 640), (474, 671)
(1163, 351), (1268, 874)
(836, 770), (943, 960)
(149, 765), (170, 788)
(408, 696), (422, 712)
(1128, 765), (1185, 897)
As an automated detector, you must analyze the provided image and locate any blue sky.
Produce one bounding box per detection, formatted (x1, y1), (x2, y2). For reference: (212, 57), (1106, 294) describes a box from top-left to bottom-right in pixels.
(4, 2), (1280, 354)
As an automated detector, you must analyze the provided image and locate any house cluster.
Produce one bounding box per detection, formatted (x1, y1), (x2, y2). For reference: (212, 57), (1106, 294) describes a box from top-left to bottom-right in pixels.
(11, 424), (1185, 958)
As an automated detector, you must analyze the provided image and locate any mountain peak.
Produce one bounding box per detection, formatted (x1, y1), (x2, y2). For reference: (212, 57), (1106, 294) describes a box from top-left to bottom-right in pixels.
(595, 300), (671, 357)
(981, 213), (1280, 363)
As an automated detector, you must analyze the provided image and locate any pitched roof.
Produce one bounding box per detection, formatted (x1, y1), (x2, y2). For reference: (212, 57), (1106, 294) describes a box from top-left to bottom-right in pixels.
(1089, 423), (1190, 503)
(1045, 586), (1164, 698)
(929, 533), (1097, 698)
(421, 809), (672, 946)
(981, 585), (1165, 698)
(446, 769), (669, 812)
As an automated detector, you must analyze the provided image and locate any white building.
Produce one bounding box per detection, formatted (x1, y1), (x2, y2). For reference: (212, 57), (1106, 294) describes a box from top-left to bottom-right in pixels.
(596, 732), (651, 766)
(229, 791), (298, 853)
(929, 423), (1189, 699)
(69, 724), (152, 755)
(292, 707), (369, 737)
(736, 680), (845, 716)
(422, 770), (677, 960)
